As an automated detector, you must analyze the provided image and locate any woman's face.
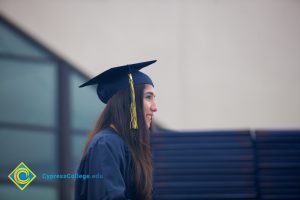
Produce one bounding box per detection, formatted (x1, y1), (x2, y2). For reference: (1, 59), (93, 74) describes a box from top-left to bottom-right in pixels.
(143, 84), (158, 128)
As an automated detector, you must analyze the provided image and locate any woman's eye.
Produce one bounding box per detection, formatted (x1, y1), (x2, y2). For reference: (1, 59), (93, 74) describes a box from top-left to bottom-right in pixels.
(145, 95), (151, 100)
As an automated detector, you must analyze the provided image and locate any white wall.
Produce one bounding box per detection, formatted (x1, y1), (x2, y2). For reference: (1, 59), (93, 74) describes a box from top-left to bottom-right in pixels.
(1, 0), (300, 130)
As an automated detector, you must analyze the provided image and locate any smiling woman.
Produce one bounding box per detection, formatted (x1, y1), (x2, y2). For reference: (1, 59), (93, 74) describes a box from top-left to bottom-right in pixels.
(75, 60), (157, 200)
(143, 84), (158, 129)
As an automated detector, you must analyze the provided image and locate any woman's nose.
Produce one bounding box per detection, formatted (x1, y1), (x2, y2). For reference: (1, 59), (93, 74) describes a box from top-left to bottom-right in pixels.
(151, 101), (158, 112)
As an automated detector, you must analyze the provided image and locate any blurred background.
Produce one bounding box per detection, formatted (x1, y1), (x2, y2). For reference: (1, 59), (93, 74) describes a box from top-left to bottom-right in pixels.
(0, 0), (299, 200)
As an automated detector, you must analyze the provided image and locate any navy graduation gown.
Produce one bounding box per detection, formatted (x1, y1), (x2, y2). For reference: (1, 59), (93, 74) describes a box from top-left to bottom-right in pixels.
(75, 128), (135, 200)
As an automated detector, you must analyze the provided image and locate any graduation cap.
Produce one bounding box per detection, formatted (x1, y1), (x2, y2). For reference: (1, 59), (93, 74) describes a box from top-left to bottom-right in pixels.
(79, 60), (157, 130)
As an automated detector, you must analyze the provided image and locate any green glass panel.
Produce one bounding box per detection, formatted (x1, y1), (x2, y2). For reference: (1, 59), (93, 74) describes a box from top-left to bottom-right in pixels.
(0, 185), (57, 200)
(0, 129), (57, 181)
(72, 134), (87, 171)
(0, 20), (50, 58)
(70, 71), (104, 130)
(0, 60), (57, 127)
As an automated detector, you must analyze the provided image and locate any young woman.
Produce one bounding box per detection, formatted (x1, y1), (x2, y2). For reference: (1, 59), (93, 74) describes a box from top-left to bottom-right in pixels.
(75, 60), (158, 200)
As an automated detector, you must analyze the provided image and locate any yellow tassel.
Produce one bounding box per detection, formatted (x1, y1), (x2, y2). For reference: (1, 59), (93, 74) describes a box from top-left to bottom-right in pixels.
(110, 124), (119, 133)
(128, 73), (138, 130)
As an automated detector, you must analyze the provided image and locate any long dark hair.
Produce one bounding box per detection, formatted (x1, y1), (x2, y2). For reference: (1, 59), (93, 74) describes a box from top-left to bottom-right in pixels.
(81, 84), (153, 200)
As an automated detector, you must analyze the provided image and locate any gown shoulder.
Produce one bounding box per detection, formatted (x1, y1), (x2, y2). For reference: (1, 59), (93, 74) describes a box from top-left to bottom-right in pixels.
(75, 127), (134, 200)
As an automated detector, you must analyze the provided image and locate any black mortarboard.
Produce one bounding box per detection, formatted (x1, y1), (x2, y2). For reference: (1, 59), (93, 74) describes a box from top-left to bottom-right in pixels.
(79, 60), (156, 103)
(79, 60), (157, 130)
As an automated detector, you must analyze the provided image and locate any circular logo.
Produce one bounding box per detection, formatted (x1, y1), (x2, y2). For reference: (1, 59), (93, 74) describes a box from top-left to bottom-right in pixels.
(13, 167), (31, 185)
